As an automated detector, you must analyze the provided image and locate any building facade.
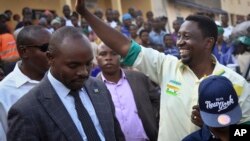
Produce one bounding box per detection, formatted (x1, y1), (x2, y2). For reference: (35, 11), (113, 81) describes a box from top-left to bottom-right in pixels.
(1, 0), (250, 30)
(220, 0), (250, 25)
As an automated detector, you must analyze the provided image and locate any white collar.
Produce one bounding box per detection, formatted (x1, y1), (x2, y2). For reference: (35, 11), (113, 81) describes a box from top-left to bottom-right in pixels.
(14, 61), (40, 88)
(47, 70), (71, 98)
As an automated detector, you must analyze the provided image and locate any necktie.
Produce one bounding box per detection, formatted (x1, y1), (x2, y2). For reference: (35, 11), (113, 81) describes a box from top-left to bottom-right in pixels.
(69, 90), (101, 141)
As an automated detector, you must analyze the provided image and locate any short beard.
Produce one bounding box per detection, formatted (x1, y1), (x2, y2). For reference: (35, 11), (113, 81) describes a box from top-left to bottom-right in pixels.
(181, 57), (191, 65)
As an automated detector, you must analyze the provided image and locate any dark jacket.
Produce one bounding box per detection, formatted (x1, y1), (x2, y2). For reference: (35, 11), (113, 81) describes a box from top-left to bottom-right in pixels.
(7, 76), (125, 141)
(98, 69), (160, 141)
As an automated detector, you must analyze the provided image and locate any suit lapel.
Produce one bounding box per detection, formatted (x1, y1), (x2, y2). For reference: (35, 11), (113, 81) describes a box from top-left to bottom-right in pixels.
(84, 78), (102, 110)
(38, 77), (83, 141)
(84, 78), (109, 139)
(125, 72), (139, 98)
(84, 79), (104, 120)
(125, 71), (141, 110)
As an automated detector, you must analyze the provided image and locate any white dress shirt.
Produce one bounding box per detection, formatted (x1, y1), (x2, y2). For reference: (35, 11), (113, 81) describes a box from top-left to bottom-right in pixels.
(64, 17), (73, 26)
(0, 61), (40, 112)
(47, 71), (105, 141)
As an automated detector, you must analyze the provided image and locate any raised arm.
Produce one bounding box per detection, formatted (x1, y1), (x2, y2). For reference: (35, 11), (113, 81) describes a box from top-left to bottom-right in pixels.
(75, 0), (130, 57)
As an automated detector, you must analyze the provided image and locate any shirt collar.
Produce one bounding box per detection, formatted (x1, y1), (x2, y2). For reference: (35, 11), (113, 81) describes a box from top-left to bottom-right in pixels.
(211, 57), (226, 76)
(47, 70), (70, 98)
(201, 125), (214, 141)
(14, 61), (40, 88)
(101, 69), (126, 84)
(152, 30), (165, 35)
(178, 55), (225, 76)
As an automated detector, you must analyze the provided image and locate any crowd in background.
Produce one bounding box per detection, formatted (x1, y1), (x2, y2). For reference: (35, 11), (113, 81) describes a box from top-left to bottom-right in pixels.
(0, 5), (250, 82)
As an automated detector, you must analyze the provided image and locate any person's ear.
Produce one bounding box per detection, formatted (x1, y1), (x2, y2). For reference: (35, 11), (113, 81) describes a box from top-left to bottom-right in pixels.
(205, 37), (215, 50)
(18, 46), (28, 59)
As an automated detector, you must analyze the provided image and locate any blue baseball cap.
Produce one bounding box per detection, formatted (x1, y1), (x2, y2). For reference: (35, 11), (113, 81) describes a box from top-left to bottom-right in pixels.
(198, 76), (242, 127)
(122, 13), (132, 21)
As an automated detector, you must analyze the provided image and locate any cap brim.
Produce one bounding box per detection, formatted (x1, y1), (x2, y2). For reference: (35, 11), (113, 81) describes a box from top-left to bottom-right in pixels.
(200, 105), (242, 127)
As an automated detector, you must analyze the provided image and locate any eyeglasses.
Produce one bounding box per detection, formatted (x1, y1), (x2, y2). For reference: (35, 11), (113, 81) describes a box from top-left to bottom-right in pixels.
(21, 43), (49, 52)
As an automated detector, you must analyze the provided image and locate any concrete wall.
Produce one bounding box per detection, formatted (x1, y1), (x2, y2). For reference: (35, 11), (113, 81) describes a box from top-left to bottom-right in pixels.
(165, 0), (224, 32)
(121, 0), (151, 17)
(91, 0), (112, 12)
(194, 0), (221, 9)
(166, 2), (197, 33)
(221, 0), (250, 16)
(0, 0), (66, 17)
(220, 0), (250, 25)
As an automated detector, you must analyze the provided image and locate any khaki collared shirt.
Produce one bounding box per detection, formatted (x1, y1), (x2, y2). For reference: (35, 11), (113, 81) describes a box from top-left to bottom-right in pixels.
(122, 41), (250, 141)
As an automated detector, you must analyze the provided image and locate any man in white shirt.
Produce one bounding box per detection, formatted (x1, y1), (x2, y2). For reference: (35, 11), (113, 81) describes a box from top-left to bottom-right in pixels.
(221, 13), (234, 42)
(0, 25), (51, 141)
(0, 25), (51, 113)
(63, 5), (73, 26)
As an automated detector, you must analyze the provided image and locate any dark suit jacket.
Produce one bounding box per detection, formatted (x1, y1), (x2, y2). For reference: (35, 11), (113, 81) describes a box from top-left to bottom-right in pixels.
(98, 70), (160, 141)
(7, 76), (125, 141)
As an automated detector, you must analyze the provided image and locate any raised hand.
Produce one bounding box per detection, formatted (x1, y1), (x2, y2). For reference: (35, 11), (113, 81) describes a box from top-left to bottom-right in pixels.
(74, 0), (130, 57)
(75, 0), (86, 15)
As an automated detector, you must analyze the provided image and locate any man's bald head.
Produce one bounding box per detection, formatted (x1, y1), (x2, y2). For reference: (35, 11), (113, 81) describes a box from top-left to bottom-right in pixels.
(16, 25), (51, 76)
(16, 25), (50, 49)
(48, 27), (94, 90)
(49, 26), (91, 55)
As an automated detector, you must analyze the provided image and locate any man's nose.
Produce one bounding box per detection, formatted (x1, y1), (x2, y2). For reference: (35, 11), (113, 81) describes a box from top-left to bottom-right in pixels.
(176, 37), (185, 48)
(105, 53), (113, 60)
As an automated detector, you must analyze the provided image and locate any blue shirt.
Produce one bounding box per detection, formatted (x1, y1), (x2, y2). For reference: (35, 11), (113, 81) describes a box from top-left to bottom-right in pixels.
(220, 46), (236, 66)
(212, 42), (230, 63)
(121, 25), (130, 37)
(91, 66), (101, 77)
(164, 46), (180, 59)
(149, 30), (166, 46)
(48, 71), (105, 141)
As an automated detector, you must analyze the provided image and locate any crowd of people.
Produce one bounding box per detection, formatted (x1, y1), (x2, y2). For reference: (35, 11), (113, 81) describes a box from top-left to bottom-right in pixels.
(0, 0), (250, 141)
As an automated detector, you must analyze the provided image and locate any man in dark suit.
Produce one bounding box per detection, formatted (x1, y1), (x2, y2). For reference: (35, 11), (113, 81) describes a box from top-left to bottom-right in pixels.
(96, 43), (160, 141)
(7, 27), (124, 141)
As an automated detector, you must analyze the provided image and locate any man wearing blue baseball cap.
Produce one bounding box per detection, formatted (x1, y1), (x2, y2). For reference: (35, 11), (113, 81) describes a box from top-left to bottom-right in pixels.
(121, 13), (132, 37)
(183, 75), (242, 141)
